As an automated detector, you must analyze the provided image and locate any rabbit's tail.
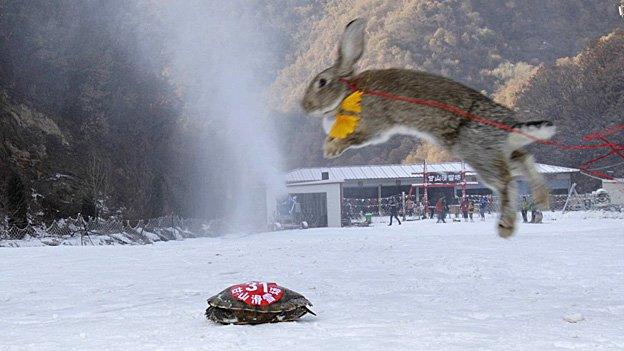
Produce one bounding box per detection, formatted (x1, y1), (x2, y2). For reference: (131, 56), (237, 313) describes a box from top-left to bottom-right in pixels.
(507, 121), (556, 149)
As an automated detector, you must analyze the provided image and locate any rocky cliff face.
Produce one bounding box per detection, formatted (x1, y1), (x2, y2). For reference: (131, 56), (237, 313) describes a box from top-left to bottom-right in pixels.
(0, 90), (84, 222)
(0, 1), (184, 222)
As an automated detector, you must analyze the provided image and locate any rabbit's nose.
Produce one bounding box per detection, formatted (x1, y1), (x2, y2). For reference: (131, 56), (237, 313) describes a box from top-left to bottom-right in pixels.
(301, 98), (314, 112)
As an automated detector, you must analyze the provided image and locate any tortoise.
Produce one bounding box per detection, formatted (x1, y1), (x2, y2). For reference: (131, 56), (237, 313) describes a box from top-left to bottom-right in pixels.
(205, 281), (315, 325)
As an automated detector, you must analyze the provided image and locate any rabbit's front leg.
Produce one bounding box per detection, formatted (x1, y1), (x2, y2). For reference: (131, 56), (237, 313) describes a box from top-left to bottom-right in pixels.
(323, 136), (351, 158)
(509, 149), (550, 210)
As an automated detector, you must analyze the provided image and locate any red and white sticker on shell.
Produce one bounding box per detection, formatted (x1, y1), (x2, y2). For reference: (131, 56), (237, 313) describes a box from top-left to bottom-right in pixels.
(229, 281), (285, 306)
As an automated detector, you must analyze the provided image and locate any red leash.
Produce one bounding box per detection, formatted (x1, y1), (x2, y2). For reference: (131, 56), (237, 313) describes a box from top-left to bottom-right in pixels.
(339, 78), (624, 182)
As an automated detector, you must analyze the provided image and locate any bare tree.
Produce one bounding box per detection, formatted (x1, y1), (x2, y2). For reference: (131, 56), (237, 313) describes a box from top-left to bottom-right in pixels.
(85, 153), (111, 203)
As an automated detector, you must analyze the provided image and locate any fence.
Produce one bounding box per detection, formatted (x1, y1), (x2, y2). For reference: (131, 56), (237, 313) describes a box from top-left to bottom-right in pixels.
(0, 215), (214, 245)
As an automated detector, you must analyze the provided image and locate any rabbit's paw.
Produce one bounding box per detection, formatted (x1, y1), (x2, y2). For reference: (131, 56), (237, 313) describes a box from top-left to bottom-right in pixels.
(323, 137), (348, 159)
(497, 223), (515, 239)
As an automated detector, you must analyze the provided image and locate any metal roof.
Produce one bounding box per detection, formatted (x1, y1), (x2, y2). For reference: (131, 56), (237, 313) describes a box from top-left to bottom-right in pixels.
(286, 162), (578, 184)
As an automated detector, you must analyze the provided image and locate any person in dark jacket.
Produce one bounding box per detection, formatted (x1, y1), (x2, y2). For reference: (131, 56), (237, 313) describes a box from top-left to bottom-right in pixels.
(388, 198), (401, 226)
(435, 198), (446, 223)
(521, 197), (529, 223)
(479, 197), (487, 221)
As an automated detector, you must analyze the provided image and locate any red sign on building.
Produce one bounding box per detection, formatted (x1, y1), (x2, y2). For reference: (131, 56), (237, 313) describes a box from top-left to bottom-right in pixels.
(426, 172), (463, 184)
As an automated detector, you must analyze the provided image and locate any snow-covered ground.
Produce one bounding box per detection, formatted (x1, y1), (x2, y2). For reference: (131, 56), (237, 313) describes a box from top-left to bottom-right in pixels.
(1, 212), (623, 350)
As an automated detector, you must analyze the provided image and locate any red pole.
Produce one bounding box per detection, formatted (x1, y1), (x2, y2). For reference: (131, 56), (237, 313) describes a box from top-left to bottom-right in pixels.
(461, 161), (467, 200)
(423, 160), (428, 216)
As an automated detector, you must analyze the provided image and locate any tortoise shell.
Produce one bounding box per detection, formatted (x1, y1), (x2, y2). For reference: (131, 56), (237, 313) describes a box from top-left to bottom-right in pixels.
(205, 281), (315, 325)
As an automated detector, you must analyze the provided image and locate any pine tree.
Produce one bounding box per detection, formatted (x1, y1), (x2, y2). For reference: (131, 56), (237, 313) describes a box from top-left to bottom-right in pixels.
(149, 175), (165, 218)
(7, 174), (27, 229)
(81, 194), (97, 222)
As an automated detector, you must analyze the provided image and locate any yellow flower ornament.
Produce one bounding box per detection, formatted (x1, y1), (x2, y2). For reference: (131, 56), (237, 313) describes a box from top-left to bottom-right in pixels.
(329, 90), (363, 139)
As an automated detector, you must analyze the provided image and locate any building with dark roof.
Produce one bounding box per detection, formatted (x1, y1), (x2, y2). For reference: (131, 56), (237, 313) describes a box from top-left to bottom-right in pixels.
(269, 162), (580, 228)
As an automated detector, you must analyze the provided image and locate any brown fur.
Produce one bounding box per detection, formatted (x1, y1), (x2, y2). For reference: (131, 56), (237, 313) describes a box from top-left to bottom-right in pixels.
(301, 19), (553, 237)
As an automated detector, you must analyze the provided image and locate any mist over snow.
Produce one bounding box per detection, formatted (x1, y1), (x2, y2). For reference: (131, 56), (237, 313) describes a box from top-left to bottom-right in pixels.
(153, 1), (286, 227)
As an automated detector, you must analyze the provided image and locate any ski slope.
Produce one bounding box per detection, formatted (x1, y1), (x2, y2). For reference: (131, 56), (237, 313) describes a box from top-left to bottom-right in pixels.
(1, 213), (623, 350)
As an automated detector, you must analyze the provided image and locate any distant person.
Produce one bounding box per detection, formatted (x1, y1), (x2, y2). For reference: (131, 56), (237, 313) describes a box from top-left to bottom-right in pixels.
(460, 198), (469, 221)
(521, 197), (529, 223)
(425, 199), (433, 219)
(405, 197), (414, 217)
(479, 197), (487, 221)
(421, 198), (430, 219)
(418, 201), (426, 219)
(388, 198), (401, 226)
(529, 200), (537, 223)
(344, 201), (353, 220)
(468, 201), (475, 222)
(533, 209), (543, 223)
(290, 196), (302, 224)
(435, 198), (445, 223)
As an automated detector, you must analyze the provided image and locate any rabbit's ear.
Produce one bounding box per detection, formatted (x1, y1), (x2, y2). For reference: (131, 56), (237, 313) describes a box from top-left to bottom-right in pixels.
(334, 18), (366, 77)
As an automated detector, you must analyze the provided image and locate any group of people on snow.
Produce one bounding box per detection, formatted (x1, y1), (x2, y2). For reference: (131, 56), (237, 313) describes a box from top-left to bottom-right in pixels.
(288, 191), (543, 228)
(343, 193), (542, 225)
(459, 197), (476, 222)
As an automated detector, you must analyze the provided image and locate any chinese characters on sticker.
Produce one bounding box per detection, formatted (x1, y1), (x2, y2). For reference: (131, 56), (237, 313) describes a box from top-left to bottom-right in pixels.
(229, 281), (285, 306)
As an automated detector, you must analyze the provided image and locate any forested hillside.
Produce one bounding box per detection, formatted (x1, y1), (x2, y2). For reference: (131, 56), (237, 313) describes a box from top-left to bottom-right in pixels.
(503, 30), (624, 179)
(272, 0), (622, 168)
(0, 1), (183, 222)
(0, 0), (622, 223)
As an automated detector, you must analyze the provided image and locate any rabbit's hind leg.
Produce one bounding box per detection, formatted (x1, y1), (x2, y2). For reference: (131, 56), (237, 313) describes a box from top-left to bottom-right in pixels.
(469, 158), (518, 238)
(492, 164), (518, 238)
(509, 149), (550, 210)
(453, 127), (518, 237)
(498, 172), (518, 238)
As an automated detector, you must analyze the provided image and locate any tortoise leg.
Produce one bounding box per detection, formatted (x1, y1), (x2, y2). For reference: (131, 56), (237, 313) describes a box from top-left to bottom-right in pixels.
(205, 307), (238, 324)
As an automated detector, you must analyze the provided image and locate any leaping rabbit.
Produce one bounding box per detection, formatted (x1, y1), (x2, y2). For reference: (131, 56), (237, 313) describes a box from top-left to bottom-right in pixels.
(301, 19), (555, 238)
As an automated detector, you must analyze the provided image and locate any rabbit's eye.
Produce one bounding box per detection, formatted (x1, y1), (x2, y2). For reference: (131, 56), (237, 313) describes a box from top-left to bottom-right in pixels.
(318, 78), (327, 88)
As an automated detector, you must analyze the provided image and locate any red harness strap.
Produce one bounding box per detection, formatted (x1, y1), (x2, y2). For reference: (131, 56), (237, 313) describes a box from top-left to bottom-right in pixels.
(338, 78), (624, 182)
